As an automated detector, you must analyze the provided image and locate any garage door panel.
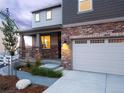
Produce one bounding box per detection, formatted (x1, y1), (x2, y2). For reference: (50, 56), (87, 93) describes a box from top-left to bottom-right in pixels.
(73, 40), (124, 75)
(73, 65), (124, 75)
(73, 55), (124, 62)
(74, 52), (124, 61)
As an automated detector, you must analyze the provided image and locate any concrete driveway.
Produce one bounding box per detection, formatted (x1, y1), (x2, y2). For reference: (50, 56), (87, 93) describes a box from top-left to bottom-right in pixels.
(43, 70), (124, 93)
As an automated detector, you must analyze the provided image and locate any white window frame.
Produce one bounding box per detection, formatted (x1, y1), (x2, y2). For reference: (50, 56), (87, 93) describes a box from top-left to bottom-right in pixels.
(46, 10), (52, 20)
(35, 13), (40, 22)
(78, 0), (93, 13)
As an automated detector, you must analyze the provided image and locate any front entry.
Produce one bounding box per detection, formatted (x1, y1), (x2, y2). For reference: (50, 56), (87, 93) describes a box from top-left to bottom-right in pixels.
(40, 32), (61, 59)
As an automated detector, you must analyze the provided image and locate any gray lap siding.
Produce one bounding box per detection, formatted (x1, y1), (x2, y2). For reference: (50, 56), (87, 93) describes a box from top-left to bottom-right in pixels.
(63, 0), (124, 25)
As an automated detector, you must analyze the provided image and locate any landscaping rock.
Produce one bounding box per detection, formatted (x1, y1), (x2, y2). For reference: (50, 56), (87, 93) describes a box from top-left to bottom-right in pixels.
(0, 75), (47, 93)
(16, 79), (31, 90)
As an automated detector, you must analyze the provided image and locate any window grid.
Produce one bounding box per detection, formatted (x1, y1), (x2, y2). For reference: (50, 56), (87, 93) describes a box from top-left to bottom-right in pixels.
(108, 38), (124, 43)
(75, 40), (87, 44)
(78, 0), (93, 12)
(90, 39), (105, 43)
(46, 10), (52, 20)
(35, 13), (40, 22)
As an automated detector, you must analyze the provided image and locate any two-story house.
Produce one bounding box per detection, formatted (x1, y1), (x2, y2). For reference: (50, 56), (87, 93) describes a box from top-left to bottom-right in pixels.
(20, 4), (62, 59)
(20, 0), (124, 75)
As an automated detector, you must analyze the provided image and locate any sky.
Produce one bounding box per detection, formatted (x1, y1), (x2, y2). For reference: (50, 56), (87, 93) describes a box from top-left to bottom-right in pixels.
(0, 0), (61, 30)
(0, 0), (61, 46)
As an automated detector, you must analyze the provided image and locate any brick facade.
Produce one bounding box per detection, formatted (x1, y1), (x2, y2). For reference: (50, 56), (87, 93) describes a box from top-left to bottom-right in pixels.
(61, 21), (124, 69)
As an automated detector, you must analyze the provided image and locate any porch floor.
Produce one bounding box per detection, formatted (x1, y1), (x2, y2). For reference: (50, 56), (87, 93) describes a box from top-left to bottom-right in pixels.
(20, 58), (61, 65)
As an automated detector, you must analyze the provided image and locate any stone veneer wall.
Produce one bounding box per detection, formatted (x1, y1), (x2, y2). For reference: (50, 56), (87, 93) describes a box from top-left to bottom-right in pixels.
(41, 45), (59, 59)
(61, 21), (124, 69)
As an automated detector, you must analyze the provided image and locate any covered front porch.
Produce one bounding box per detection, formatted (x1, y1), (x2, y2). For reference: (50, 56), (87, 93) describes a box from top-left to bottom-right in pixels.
(19, 26), (62, 62)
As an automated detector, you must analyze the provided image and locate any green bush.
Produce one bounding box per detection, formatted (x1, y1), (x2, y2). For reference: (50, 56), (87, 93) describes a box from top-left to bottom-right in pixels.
(47, 69), (63, 78)
(31, 67), (47, 76)
(34, 59), (41, 67)
(26, 62), (32, 68)
(31, 67), (63, 78)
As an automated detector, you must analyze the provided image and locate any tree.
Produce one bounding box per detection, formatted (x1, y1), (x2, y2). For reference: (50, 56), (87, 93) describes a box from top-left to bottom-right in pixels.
(0, 8), (19, 75)
(0, 8), (18, 56)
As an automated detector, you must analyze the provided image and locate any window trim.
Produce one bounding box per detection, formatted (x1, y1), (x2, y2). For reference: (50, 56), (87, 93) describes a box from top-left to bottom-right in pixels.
(35, 13), (40, 22)
(46, 10), (52, 21)
(78, 0), (93, 13)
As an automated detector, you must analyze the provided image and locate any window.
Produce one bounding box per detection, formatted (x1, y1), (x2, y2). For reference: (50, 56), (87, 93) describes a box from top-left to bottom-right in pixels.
(90, 39), (105, 43)
(75, 40), (87, 44)
(78, 0), (93, 12)
(41, 35), (51, 49)
(35, 13), (40, 22)
(108, 38), (124, 43)
(46, 10), (52, 20)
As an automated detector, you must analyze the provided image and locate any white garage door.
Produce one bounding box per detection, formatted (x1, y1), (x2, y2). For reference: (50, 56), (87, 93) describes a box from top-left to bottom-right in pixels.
(73, 38), (124, 75)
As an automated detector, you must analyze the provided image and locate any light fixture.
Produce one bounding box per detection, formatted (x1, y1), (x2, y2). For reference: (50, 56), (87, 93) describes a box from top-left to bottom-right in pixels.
(62, 39), (69, 50)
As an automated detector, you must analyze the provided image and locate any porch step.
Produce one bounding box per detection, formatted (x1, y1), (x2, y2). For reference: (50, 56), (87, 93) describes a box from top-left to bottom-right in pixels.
(40, 64), (61, 70)
(42, 59), (61, 65)
(54, 67), (64, 71)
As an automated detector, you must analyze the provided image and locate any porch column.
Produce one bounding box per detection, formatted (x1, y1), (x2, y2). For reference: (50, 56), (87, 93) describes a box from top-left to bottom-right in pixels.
(35, 33), (41, 59)
(19, 35), (25, 49)
(32, 36), (36, 47)
(36, 33), (40, 48)
(19, 35), (26, 58)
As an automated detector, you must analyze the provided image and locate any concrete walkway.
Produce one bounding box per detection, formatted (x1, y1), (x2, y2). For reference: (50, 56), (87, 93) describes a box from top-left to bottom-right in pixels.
(0, 66), (59, 86)
(43, 70), (124, 93)
(17, 71), (58, 86)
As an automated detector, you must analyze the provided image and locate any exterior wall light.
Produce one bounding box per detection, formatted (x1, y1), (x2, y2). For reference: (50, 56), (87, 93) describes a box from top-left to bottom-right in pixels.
(62, 40), (69, 50)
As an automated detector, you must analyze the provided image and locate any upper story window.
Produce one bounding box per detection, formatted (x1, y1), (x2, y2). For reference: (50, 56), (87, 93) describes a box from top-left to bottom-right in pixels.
(35, 13), (40, 22)
(46, 10), (52, 20)
(78, 0), (93, 12)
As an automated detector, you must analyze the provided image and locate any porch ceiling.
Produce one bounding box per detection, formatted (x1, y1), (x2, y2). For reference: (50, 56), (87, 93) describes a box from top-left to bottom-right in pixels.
(19, 24), (62, 35)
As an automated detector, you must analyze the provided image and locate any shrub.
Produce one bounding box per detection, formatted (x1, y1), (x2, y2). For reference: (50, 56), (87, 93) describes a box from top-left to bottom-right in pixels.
(47, 69), (63, 78)
(31, 67), (47, 76)
(34, 59), (41, 67)
(31, 67), (63, 78)
(26, 61), (32, 68)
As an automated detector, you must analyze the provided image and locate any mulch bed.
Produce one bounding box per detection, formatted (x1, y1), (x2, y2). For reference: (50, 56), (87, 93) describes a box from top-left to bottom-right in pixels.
(20, 66), (31, 72)
(0, 75), (47, 93)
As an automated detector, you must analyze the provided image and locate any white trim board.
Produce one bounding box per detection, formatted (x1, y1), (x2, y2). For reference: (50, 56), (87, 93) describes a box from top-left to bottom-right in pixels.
(63, 17), (124, 28)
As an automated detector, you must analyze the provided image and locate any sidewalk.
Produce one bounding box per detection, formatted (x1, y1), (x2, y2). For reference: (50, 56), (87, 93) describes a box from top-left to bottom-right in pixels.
(17, 71), (58, 86)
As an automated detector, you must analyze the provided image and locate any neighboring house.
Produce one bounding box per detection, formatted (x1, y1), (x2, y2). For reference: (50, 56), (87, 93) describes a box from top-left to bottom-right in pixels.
(19, 0), (124, 75)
